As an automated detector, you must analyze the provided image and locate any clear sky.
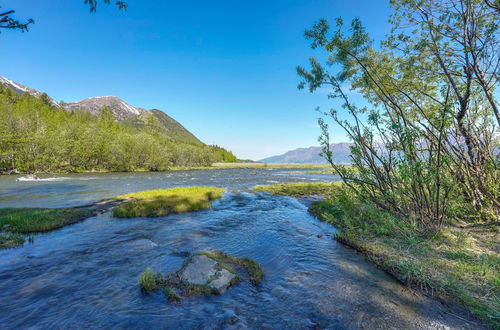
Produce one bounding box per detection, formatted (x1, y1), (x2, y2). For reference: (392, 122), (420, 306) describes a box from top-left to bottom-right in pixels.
(1, 0), (391, 160)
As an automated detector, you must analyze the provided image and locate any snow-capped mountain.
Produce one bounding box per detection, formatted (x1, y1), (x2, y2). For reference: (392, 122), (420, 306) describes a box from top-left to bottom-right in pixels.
(0, 76), (59, 106)
(62, 96), (146, 120)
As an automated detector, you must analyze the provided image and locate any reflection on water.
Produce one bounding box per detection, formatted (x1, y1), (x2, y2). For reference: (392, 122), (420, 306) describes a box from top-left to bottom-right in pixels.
(0, 170), (478, 328)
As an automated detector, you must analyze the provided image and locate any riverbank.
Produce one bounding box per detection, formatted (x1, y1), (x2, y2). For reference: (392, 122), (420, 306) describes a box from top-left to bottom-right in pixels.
(0, 199), (123, 248)
(1, 163), (331, 176)
(255, 182), (499, 329)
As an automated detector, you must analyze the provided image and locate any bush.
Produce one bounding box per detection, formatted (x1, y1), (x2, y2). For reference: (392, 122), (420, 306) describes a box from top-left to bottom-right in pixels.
(139, 268), (157, 292)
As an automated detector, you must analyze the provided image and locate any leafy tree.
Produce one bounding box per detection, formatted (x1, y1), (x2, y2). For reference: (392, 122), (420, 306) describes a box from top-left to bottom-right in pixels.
(0, 88), (237, 174)
(0, 1), (127, 33)
(298, 0), (499, 230)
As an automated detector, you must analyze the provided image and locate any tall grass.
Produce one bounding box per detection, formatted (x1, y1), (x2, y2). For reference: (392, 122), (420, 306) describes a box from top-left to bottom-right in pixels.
(310, 189), (500, 328)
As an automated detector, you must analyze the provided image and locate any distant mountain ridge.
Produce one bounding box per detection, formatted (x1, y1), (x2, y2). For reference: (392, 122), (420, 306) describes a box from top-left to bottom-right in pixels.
(62, 96), (146, 120)
(259, 142), (352, 164)
(0, 76), (202, 145)
(0, 76), (59, 106)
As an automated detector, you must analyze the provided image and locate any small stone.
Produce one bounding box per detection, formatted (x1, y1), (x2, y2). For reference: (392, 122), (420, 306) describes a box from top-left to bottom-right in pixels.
(209, 268), (236, 294)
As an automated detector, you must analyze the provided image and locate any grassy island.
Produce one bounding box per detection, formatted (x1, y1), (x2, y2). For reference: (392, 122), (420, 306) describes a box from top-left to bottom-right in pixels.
(254, 182), (340, 197)
(0, 208), (88, 249)
(112, 186), (225, 218)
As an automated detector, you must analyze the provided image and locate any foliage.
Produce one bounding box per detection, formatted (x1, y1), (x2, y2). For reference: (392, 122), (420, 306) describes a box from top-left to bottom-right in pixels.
(112, 186), (225, 218)
(210, 145), (238, 163)
(254, 182), (341, 198)
(310, 190), (500, 328)
(84, 0), (127, 12)
(298, 0), (499, 230)
(0, 87), (236, 173)
(139, 268), (157, 292)
(122, 109), (205, 146)
(0, 208), (86, 233)
(1, 1), (127, 33)
(163, 287), (181, 302)
(0, 9), (34, 32)
(0, 232), (25, 249)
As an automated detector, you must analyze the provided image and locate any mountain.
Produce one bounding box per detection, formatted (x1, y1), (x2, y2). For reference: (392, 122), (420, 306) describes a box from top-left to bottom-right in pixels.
(259, 142), (352, 164)
(123, 109), (203, 145)
(0, 76), (59, 106)
(62, 96), (146, 121)
(1, 76), (203, 146)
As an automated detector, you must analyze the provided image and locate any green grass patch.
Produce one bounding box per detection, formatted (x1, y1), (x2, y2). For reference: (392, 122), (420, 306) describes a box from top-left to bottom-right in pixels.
(0, 208), (87, 233)
(309, 192), (500, 329)
(163, 287), (181, 302)
(0, 233), (25, 249)
(295, 169), (335, 174)
(139, 268), (157, 292)
(112, 186), (225, 218)
(253, 182), (341, 198)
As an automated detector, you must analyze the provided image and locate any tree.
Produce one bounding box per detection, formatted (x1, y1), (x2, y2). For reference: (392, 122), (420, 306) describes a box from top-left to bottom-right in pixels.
(0, 1), (127, 32)
(298, 0), (499, 230)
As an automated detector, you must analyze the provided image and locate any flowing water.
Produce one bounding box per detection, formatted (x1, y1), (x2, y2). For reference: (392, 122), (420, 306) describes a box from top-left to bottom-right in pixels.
(0, 169), (480, 329)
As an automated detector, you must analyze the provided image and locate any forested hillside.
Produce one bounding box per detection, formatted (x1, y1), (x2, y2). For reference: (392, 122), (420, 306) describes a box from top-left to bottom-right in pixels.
(0, 86), (236, 173)
(123, 109), (203, 146)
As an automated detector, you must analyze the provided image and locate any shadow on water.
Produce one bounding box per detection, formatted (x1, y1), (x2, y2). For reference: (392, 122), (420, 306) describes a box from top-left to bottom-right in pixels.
(0, 170), (482, 328)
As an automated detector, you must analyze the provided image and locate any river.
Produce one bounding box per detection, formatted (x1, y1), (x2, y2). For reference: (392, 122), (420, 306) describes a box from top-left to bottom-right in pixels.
(0, 169), (479, 329)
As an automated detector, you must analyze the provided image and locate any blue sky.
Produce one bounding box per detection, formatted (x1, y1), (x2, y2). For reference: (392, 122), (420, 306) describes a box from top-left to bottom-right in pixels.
(1, 0), (391, 160)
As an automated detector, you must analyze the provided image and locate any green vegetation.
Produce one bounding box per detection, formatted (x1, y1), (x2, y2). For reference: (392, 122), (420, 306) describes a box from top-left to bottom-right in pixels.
(139, 268), (157, 292)
(0, 208), (86, 233)
(0, 207), (88, 249)
(259, 182), (498, 327)
(254, 182), (341, 198)
(299, 0), (499, 230)
(310, 192), (499, 328)
(200, 250), (264, 285)
(163, 287), (181, 302)
(2, 1), (127, 32)
(0, 233), (25, 249)
(123, 109), (204, 146)
(297, 2), (499, 325)
(0, 87), (237, 174)
(139, 251), (263, 302)
(112, 186), (225, 218)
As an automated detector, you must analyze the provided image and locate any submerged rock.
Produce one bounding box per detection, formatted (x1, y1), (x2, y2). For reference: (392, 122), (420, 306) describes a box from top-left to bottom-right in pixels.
(138, 250), (264, 302)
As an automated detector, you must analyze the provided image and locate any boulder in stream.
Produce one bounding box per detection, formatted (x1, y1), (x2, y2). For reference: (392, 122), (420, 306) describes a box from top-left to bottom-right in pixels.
(139, 250), (264, 302)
